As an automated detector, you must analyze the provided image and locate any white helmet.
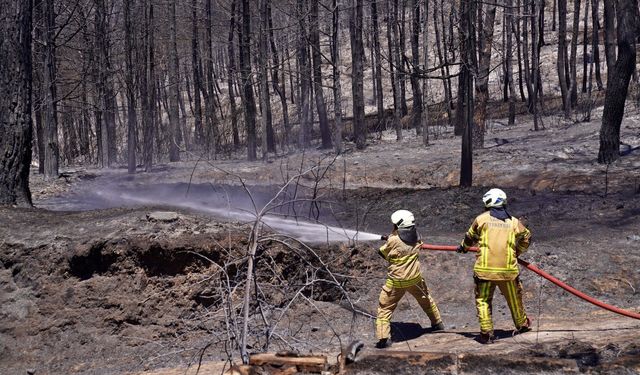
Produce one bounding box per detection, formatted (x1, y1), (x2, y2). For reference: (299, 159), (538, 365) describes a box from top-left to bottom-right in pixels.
(391, 209), (415, 228)
(483, 188), (507, 208)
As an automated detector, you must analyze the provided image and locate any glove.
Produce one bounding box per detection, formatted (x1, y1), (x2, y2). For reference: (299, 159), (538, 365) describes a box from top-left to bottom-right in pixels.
(456, 245), (468, 254)
(380, 235), (389, 241)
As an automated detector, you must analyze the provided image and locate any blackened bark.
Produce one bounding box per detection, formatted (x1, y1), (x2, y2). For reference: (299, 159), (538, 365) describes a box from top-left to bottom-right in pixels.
(43, 0), (59, 180)
(557, 0), (570, 118)
(460, 0), (474, 187)
(473, 1), (496, 149)
(125, 0), (138, 173)
(350, 0), (366, 149)
(409, 0), (422, 135)
(591, 0), (604, 89)
(603, 0), (616, 73)
(228, 0), (240, 148)
(144, 0), (155, 171)
(259, 0), (270, 158)
(310, 0), (332, 149)
(371, 0), (385, 126)
(390, 0), (403, 141)
(569, 0), (581, 107)
(582, 0), (589, 93)
(168, 0), (180, 162)
(598, 0), (640, 163)
(433, 0), (452, 125)
(0, 0), (33, 206)
(297, 0), (311, 149)
(332, 0), (344, 154)
(205, 0), (218, 155)
(191, 0), (203, 144)
(240, 0), (257, 160)
(268, 3), (290, 150)
(506, 0), (517, 125)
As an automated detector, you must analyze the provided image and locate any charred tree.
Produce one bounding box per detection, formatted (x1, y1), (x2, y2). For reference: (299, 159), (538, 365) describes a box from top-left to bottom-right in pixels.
(191, 0), (204, 144)
(603, 0), (617, 74)
(228, 0), (240, 148)
(205, 0), (218, 155)
(143, 0), (156, 171)
(168, 0), (180, 162)
(297, 0), (311, 149)
(460, 0), (475, 187)
(582, 0), (590, 93)
(557, 0), (571, 118)
(268, 3), (290, 150)
(409, 0), (422, 135)
(569, 0), (581, 107)
(332, 0), (344, 154)
(598, 0), (640, 163)
(0, 0), (33, 206)
(506, 0), (517, 125)
(43, 0), (59, 180)
(389, 0), (403, 140)
(259, 0), (270, 158)
(371, 0), (385, 127)
(240, 0), (257, 160)
(125, 0), (138, 173)
(591, 0), (604, 89)
(311, 0), (332, 149)
(473, 0), (497, 149)
(350, 0), (366, 149)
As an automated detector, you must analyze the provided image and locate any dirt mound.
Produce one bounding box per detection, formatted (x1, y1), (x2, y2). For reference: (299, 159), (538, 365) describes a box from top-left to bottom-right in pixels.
(0, 207), (381, 374)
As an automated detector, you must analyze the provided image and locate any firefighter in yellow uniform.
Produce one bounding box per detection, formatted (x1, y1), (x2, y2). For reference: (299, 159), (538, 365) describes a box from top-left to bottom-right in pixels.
(375, 209), (444, 349)
(457, 188), (532, 344)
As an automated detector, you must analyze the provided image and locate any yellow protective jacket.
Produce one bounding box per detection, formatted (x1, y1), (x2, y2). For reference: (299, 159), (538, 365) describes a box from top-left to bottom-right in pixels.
(460, 211), (531, 281)
(379, 233), (423, 288)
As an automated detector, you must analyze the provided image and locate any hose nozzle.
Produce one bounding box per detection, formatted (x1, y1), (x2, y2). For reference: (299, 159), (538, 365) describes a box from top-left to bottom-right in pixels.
(380, 235), (388, 241)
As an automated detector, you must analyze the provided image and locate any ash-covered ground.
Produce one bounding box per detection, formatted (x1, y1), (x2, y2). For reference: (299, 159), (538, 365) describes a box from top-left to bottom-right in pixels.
(2, 110), (640, 374)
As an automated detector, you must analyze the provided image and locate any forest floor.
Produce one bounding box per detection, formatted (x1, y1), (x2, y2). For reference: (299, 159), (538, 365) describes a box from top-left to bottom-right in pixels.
(2, 105), (640, 375)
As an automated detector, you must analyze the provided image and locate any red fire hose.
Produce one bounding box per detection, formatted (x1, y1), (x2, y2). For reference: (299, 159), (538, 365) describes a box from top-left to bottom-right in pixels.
(421, 243), (640, 320)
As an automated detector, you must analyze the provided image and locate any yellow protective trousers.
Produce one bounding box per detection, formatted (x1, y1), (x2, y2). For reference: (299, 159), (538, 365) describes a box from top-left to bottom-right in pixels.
(474, 277), (528, 334)
(375, 278), (442, 340)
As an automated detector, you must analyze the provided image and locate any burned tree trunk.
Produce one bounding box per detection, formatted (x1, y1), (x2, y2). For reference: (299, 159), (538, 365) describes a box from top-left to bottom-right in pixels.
(473, 0), (497, 149)
(569, 0), (581, 107)
(371, 0), (385, 127)
(591, 0), (604, 90)
(603, 0), (617, 74)
(240, 0), (257, 160)
(125, 0), (138, 173)
(268, 3), (290, 150)
(205, 0), (218, 155)
(259, 0), (270, 157)
(168, 0), (180, 162)
(297, 0), (311, 149)
(228, 0), (240, 149)
(350, 0), (366, 149)
(557, 0), (571, 118)
(409, 0), (422, 136)
(598, 0), (640, 163)
(191, 0), (204, 144)
(311, 0), (332, 149)
(332, 0), (344, 154)
(390, 0), (403, 141)
(0, 0), (33, 206)
(43, 0), (59, 180)
(460, 0), (475, 187)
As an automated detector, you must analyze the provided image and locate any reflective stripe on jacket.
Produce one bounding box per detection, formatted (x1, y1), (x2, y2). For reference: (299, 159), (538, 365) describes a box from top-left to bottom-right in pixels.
(379, 233), (423, 288)
(461, 211), (531, 281)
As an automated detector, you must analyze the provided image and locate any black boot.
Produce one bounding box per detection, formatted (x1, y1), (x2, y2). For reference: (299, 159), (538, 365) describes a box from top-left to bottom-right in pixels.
(375, 338), (392, 349)
(431, 322), (445, 331)
(478, 332), (495, 344)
